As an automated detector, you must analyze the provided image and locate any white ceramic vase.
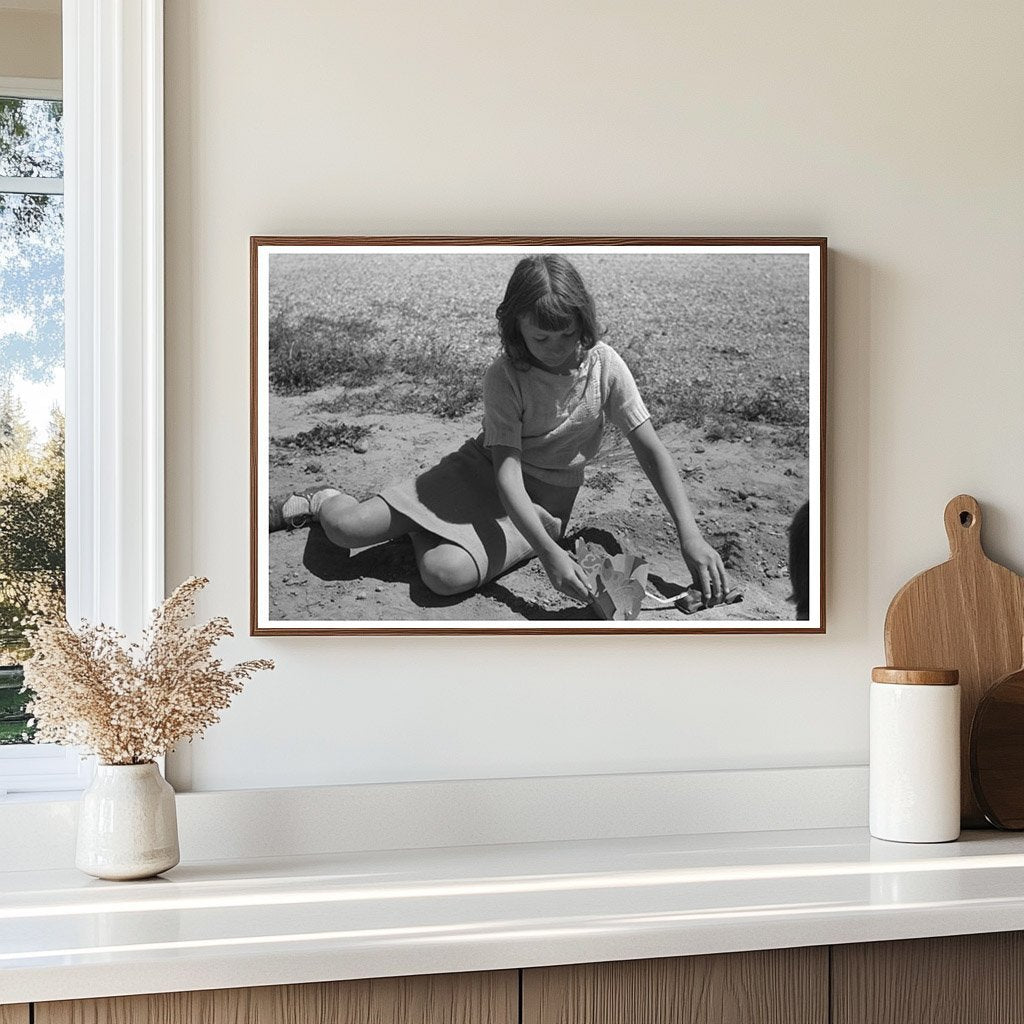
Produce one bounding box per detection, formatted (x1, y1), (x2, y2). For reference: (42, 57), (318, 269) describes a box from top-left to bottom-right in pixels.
(76, 762), (180, 880)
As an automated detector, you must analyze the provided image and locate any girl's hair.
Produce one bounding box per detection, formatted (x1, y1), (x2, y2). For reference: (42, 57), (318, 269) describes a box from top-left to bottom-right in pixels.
(495, 255), (602, 369)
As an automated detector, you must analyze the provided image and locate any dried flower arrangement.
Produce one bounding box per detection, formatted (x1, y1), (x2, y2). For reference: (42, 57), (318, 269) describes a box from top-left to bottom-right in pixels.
(22, 577), (273, 765)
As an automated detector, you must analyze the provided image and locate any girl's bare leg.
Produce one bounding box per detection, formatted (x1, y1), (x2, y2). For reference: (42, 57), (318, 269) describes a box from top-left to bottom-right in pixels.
(319, 495), (416, 549)
(320, 494), (478, 596)
(410, 505), (563, 597)
(410, 533), (479, 597)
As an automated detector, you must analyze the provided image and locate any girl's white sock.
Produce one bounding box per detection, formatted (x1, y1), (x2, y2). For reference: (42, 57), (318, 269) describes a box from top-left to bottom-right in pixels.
(309, 488), (342, 515)
(280, 494), (310, 521)
(281, 488), (341, 522)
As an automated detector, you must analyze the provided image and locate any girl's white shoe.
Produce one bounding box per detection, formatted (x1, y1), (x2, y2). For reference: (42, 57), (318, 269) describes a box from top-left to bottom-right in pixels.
(269, 488), (341, 531)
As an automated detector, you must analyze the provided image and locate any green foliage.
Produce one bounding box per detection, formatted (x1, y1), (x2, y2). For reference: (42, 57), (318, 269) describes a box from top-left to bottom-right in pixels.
(0, 393), (65, 666)
(0, 665), (32, 743)
(0, 395), (64, 744)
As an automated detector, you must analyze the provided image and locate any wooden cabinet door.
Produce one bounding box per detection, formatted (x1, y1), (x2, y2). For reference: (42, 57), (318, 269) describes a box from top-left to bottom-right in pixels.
(0, 1007), (29, 1024)
(35, 970), (517, 1024)
(832, 932), (1024, 1024)
(523, 948), (828, 1024)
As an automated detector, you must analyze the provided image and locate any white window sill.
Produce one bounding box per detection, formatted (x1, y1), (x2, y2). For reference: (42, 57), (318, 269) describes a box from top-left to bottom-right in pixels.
(1, 765), (868, 867)
(0, 790), (85, 804)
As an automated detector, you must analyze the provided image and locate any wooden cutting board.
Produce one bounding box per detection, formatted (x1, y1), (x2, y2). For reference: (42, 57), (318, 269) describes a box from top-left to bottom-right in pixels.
(884, 494), (1024, 826)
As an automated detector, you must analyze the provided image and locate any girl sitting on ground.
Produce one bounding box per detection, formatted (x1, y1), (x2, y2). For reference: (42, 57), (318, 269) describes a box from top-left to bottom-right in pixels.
(270, 254), (728, 607)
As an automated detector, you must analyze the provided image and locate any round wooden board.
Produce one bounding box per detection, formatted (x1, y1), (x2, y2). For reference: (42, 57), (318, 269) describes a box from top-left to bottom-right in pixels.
(971, 664), (1024, 829)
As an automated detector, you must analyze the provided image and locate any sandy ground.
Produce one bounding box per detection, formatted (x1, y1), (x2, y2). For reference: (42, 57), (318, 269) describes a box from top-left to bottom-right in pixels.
(267, 385), (808, 624)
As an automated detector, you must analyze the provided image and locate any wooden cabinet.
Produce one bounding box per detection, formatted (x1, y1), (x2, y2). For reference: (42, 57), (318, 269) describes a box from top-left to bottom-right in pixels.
(522, 948), (828, 1024)
(832, 932), (1024, 1024)
(34, 971), (517, 1024)
(13, 933), (1024, 1023)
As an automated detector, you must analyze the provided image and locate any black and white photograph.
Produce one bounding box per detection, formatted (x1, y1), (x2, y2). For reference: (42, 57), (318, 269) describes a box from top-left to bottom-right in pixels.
(251, 238), (825, 634)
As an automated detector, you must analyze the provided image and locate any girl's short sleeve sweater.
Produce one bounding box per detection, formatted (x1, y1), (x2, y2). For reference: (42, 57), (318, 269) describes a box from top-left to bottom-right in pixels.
(480, 342), (651, 487)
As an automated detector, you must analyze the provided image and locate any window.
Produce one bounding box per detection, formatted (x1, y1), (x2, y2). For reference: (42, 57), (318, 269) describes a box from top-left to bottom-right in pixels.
(0, 5), (166, 798)
(1, 88), (65, 729)
(0, 79), (82, 794)
(0, 80), (78, 794)
(0, 92), (65, 692)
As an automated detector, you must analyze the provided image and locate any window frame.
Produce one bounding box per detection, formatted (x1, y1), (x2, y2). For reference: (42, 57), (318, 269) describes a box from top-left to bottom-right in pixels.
(0, 0), (165, 798)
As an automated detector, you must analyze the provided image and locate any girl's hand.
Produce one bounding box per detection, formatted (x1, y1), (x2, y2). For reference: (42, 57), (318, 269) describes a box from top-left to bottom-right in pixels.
(541, 548), (593, 604)
(680, 533), (729, 607)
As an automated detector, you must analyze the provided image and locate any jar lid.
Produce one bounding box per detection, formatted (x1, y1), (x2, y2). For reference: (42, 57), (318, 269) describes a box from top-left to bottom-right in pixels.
(871, 667), (959, 686)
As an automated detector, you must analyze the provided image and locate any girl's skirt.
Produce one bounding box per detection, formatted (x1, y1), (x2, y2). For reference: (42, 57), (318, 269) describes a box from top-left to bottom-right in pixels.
(378, 436), (578, 587)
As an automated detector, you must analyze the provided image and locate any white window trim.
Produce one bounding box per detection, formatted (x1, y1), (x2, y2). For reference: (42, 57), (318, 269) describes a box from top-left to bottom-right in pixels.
(0, 175), (64, 195)
(0, 2), (165, 797)
(0, 744), (92, 795)
(63, 0), (164, 633)
(0, 76), (62, 101)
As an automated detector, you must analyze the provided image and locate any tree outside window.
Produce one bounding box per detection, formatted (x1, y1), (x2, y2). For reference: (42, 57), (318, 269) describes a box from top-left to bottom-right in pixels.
(0, 94), (65, 744)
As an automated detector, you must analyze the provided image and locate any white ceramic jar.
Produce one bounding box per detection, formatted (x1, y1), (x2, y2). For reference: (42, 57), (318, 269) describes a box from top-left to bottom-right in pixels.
(76, 762), (180, 880)
(870, 667), (961, 843)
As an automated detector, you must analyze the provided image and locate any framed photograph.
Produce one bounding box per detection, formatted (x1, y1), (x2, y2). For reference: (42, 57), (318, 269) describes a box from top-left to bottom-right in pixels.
(251, 236), (826, 635)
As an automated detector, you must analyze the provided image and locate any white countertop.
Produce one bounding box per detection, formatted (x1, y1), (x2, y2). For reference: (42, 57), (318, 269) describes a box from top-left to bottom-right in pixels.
(4, 826), (1024, 1005)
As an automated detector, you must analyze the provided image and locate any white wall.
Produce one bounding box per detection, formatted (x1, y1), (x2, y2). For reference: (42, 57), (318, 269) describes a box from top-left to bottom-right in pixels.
(164, 1), (1024, 792)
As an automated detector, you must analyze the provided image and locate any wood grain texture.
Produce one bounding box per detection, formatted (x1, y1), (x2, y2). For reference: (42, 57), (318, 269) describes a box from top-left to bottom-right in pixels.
(871, 667), (959, 686)
(522, 948), (828, 1024)
(970, 657), (1024, 827)
(0, 1007), (30, 1024)
(832, 932), (1024, 1024)
(884, 494), (1024, 826)
(36, 971), (517, 1024)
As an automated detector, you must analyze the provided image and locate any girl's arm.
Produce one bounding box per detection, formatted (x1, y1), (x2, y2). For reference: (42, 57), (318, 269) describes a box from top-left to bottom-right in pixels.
(626, 419), (728, 605)
(490, 445), (592, 603)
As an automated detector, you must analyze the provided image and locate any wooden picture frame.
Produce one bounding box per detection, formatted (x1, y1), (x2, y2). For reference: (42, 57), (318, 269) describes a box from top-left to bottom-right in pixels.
(251, 236), (826, 635)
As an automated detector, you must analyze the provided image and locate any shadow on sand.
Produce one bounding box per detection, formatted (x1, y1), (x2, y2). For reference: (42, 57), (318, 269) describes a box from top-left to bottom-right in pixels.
(298, 523), (610, 620)
(301, 526), (468, 609)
